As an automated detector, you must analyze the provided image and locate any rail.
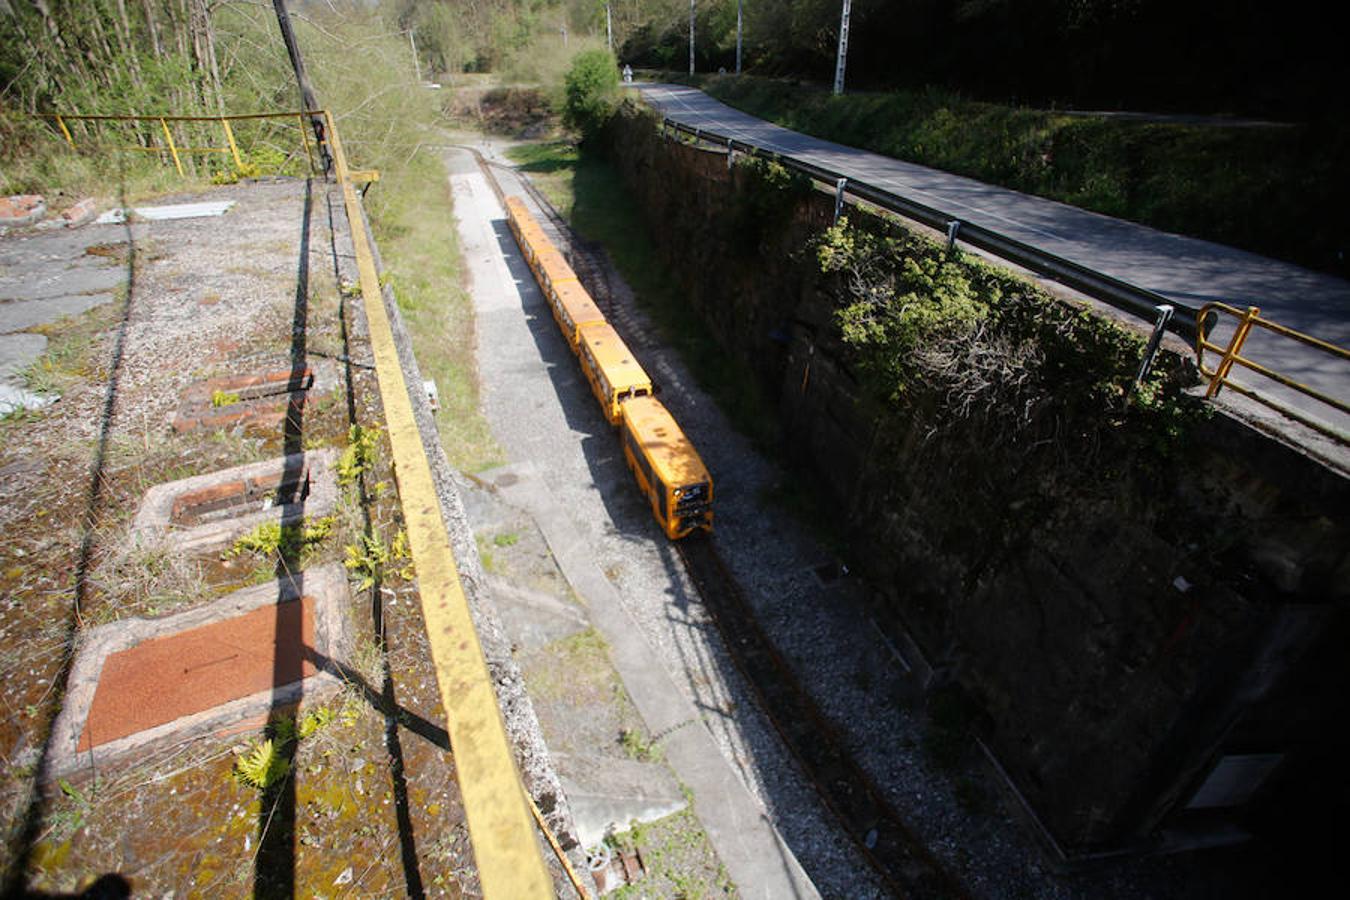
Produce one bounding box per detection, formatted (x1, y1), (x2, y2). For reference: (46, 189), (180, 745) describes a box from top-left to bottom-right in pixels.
(1197, 302), (1350, 440)
(37, 110), (336, 180)
(662, 115), (1350, 441)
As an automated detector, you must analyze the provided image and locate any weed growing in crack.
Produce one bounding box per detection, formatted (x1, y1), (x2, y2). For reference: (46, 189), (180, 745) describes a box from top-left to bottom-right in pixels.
(343, 532), (389, 591)
(619, 727), (662, 763)
(337, 424), (379, 486)
(233, 706), (336, 790)
(225, 516), (336, 561)
(210, 389), (241, 408)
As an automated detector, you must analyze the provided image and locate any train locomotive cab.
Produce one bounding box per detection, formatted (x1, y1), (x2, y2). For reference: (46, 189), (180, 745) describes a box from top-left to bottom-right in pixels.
(577, 322), (653, 425)
(619, 395), (713, 539)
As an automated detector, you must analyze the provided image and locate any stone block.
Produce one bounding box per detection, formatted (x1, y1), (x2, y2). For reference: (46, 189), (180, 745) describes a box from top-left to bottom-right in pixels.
(45, 564), (352, 781)
(131, 449), (339, 553)
(61, 198), (98, 228)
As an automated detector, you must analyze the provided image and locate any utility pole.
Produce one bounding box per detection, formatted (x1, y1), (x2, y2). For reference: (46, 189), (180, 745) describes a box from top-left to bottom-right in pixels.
(606, 3), (612, 54)
(736, 0), (743, 74)
(689, 0), (696, 76)
(271, 0), (330, 172)
(833, 0), (852, 95)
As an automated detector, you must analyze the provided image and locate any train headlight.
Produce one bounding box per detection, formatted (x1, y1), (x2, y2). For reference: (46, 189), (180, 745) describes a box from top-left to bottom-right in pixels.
(673, 488), (683, 497)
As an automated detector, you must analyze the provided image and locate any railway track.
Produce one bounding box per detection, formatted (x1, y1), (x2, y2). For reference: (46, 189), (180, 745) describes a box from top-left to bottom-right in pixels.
(677, 534), (968, 900)
(466, 145), (968, 899)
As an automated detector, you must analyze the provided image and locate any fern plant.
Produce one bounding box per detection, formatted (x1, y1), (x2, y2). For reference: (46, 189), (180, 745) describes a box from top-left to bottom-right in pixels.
(233, 739), (290, 790)
(338, 424), (380, 486)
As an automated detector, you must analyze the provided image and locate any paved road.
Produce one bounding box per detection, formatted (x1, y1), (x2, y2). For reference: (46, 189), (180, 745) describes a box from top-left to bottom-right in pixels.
(638, 83), (1350, 440)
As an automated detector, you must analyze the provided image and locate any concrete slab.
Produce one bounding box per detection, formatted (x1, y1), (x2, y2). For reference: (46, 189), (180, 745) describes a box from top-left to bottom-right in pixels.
(130, 449), (339, 553)
(0, 331), (47, 380)
(95, 200), (235, 224)
(46, 564), (351, 781)
(0, 257), (125, 305)
(554, 752), (688, 848)
(486, 572), (589, 652)
(0, 292), (116, 334)
(0, 332), (56, 414)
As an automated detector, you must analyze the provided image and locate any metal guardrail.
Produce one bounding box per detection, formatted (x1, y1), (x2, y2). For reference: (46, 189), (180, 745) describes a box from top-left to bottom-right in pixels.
(663, 116), (1350, 439)
(663, 116), (1198, 340)
(1197, 302), (1350, 440)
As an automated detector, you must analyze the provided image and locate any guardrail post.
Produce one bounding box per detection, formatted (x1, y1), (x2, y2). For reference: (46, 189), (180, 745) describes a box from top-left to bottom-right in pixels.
(160, 117), (185, 178)
(55, 115), (76, 151)
(946, 219), (962, 254)
(1126, 304), (1174, 401)
(833, 178), (848, 223)
(221, 119), (244, 171)
(1206, 305), (1260, 399)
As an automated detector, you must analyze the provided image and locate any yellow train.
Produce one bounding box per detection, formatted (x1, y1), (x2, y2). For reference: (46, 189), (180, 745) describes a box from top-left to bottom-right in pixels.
(504, 195), (714, 539)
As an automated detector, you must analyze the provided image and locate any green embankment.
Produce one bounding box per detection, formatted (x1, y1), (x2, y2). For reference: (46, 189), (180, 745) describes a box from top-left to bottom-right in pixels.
(675, 74), (1348, 278)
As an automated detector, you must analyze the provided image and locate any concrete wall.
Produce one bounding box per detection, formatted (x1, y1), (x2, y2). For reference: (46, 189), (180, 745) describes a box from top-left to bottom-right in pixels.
(604, 104), (1350, 852)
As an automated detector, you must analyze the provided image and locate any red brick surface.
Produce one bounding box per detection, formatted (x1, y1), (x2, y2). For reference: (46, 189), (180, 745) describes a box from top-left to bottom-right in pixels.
(0, 194), (46, 225)
(77, 595), (319, 751)
(170, 480), (249, 521)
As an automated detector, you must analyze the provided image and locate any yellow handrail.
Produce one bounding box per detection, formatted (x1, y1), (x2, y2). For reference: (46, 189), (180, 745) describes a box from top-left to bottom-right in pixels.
(1196, 301), (1349, 439)
(35, 110), (328, 178)
(325, 110), (552, 897)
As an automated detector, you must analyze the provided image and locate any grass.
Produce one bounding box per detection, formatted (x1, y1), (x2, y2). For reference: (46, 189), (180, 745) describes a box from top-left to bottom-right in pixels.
(687, 74), (1349, 278)
(365, 149), (505, 472)
(506, 140), (780, 447)
(19, 299), (124, 397)
(607, 808), (737, 899)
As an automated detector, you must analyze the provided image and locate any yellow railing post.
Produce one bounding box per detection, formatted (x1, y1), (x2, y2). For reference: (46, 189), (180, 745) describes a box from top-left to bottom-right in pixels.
(221, 119), (243, 171)
(55, 115), (76, 150)
(297, 114), (315, 174)
(1206, 305), (1260, 399)
(159, 117), (185, 178)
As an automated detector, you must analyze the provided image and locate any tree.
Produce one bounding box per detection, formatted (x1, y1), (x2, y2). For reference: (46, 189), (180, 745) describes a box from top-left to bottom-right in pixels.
(562, 47), (619, 139)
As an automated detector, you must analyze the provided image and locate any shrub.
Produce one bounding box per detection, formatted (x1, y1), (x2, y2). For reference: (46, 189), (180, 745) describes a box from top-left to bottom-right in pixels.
(562, 49), (619, 141)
